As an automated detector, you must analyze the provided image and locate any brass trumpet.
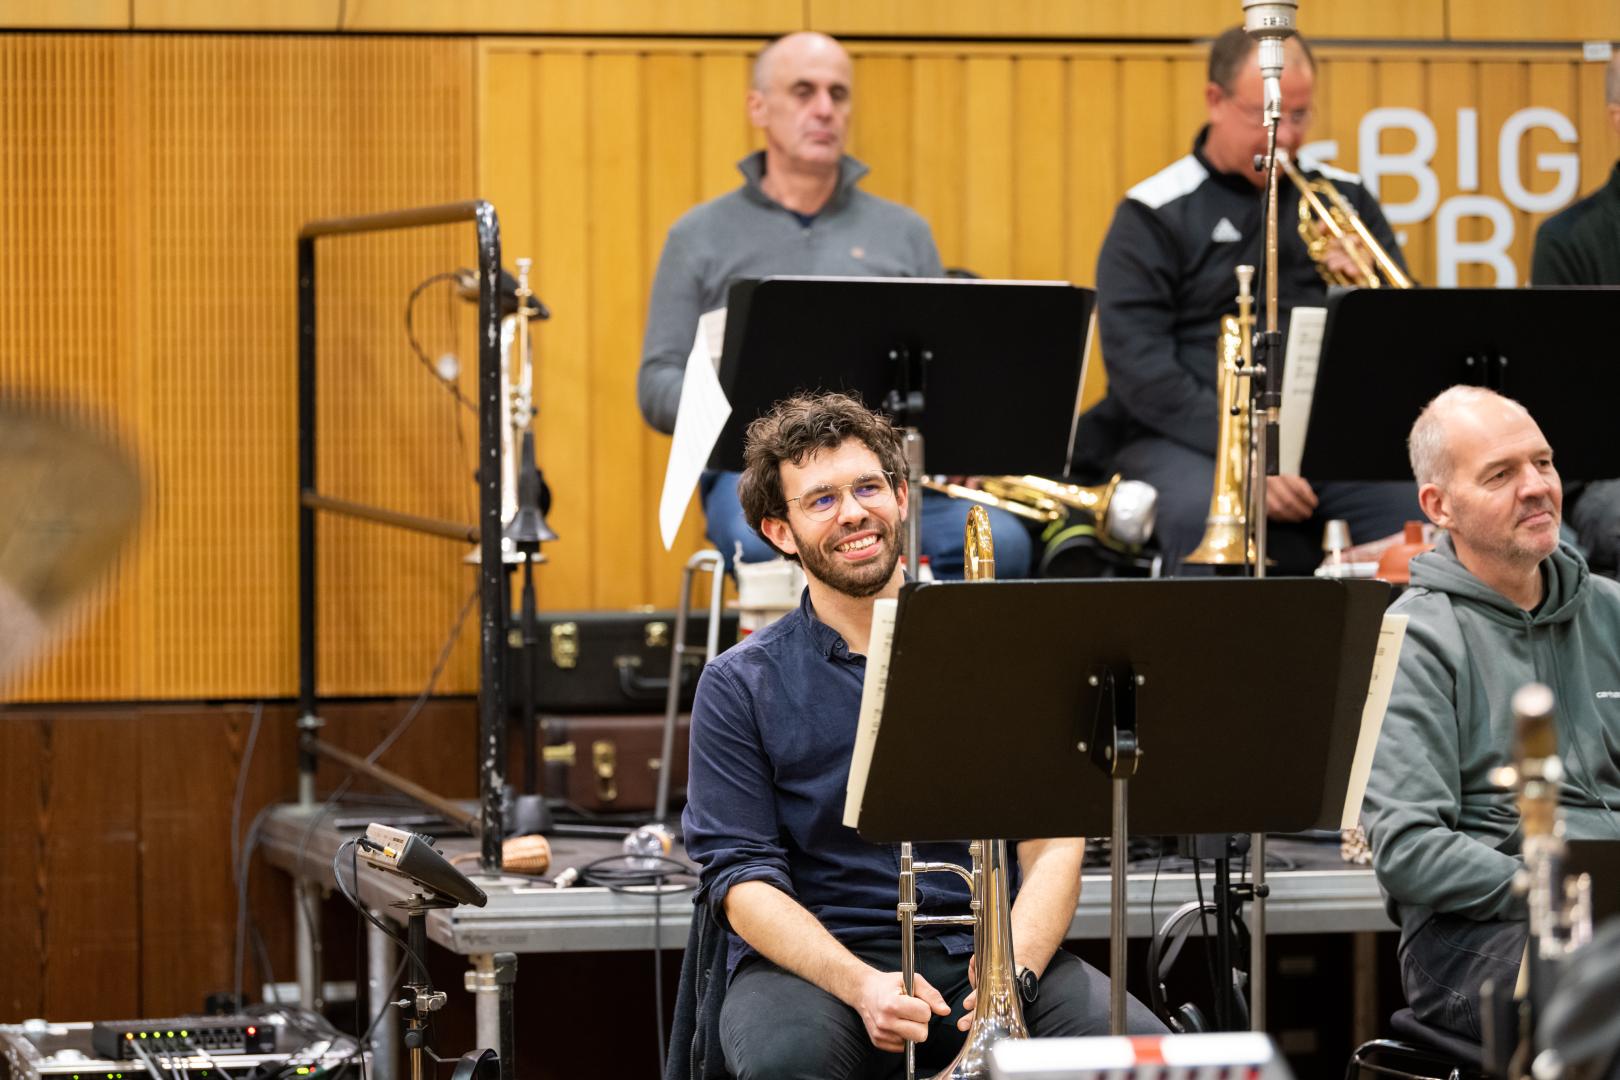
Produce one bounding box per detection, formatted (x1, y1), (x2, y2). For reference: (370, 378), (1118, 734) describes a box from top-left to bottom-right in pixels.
(1183, 266), (1259, 568)
(1279, 150), (1412, 289)
(898, 505), (1025, 1080)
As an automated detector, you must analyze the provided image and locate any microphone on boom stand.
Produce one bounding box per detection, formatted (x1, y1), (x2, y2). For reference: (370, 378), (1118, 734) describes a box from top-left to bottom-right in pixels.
(1242, 0), (1298, 480)
(1234, 0), (1301, 1036)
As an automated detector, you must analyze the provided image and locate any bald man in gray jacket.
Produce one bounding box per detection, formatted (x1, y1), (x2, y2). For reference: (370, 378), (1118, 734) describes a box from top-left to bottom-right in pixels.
(638, 32), (1032, 578)
(1363, 387), (1620, 1045)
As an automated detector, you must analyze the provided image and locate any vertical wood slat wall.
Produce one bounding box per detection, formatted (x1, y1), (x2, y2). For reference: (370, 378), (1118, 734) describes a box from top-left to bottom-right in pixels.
(0, 35), (482, 701)
(3, 33), (1617, 701)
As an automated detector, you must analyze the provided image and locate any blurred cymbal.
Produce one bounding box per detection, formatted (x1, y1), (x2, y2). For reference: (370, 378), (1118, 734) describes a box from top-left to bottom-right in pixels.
(0, 400), (141, 681)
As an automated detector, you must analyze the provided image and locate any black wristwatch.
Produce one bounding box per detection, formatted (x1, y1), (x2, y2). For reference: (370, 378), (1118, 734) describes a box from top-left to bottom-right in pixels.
(1015, 964), (1038, 1004)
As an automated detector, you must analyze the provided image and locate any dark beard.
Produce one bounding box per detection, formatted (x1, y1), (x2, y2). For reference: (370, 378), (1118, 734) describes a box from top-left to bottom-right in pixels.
(789, 515), (902, 599)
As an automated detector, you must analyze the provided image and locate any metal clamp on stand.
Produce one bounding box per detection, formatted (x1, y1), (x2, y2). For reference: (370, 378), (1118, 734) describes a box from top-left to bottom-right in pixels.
(1086, 665), (1142, 1035)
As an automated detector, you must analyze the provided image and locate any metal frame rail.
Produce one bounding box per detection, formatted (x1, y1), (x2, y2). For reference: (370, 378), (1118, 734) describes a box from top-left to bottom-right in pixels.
(296, 201), (508, 872)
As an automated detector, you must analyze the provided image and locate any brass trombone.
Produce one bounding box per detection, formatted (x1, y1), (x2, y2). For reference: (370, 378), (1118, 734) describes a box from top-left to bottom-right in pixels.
(898, 505), (1026, 1080)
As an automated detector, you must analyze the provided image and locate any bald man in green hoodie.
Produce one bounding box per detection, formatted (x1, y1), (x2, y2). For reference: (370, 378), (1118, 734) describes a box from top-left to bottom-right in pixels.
(1363, 386), (1620, 1045)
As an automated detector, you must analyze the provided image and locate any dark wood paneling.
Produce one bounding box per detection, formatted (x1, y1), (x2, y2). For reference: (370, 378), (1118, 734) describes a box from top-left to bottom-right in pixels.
(0, 713), (47, 1018)
(0, 698), (479, 1026)
(41, 711), (142, 1019)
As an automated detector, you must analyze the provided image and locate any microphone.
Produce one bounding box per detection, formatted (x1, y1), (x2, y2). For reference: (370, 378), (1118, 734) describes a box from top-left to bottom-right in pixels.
(1241, 0), (1298, 115)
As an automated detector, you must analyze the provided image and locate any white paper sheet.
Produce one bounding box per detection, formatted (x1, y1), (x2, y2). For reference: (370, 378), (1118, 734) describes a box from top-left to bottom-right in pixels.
(1278, 306), (1327, 477)
(658, 308), (731, 550)
(1341, 613), (1408, 829)
(843, 598), (899, 829)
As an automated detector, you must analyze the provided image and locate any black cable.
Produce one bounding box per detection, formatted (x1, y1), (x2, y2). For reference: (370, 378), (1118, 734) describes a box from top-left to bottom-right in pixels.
(567, 853), (696, 1077)
(290, 582), (479, 979)
(353, 840), (368, 1080)
(331, 837), (428, 975)
(404, 272), (477, 414)
(654, 883), (666, 1079)
(229, 701), (266, 1007)
(236, 800), (279, 1008)
(1191, 857), (1224, 1029)
(325, 955), (408, 1080)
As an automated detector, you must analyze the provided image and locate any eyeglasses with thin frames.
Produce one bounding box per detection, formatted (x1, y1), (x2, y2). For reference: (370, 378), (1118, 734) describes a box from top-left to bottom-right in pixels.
(1225, 94), (1314, 130)
(786, 471), (897, 522)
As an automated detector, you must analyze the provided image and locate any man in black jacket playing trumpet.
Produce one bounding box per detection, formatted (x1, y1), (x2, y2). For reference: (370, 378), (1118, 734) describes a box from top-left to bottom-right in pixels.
(1078, 27), (1421, 574)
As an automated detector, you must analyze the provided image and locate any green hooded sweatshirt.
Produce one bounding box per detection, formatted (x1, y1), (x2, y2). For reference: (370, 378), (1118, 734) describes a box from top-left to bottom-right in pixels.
(1362, 534), (1620, 944)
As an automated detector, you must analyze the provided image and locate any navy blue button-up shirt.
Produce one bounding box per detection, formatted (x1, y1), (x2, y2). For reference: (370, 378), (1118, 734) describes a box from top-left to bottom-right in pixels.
(683, 589), (975, 975)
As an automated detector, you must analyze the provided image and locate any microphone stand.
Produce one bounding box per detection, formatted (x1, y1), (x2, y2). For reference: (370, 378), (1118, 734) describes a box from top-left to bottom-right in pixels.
(1244, 52), (1287, 1038)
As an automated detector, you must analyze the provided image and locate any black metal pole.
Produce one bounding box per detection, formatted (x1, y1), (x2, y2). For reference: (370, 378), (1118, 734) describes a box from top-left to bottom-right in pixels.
(495, 952), (518, 1080)
(473, 202), (507, 872)
(297, 235), (320, 792)
(520, 558), (538, 794)
(297, 200), (508, 869)
(1214, 854), (1234, 1030)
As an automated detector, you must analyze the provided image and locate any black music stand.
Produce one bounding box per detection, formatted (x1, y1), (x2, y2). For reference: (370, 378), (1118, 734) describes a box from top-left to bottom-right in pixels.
(704, 276), (1094, 575)
(851, 576), (1390, 1032)
(1299, 286), (1620, 483)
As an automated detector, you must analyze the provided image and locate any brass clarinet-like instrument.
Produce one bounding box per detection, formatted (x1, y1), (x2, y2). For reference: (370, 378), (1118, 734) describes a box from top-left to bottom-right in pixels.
(1278, 150), (1413, 289)
(1183, 265), (1259, 568)
(898, 505), (1026, 1080)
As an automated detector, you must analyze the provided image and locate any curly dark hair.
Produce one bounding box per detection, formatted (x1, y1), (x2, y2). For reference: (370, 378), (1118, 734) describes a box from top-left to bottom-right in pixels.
(736, 391), (906, 560)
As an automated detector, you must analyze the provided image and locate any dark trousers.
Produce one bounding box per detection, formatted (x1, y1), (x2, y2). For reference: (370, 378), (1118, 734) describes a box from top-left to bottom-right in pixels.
(718, 938), (1165, 1080)
(1114, 436), (1423, 575)
(1399, 913), (1527, 1043)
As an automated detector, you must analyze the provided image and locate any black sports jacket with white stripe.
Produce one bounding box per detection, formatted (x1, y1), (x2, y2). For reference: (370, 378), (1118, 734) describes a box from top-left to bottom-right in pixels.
(1084, 125), (1404, 465)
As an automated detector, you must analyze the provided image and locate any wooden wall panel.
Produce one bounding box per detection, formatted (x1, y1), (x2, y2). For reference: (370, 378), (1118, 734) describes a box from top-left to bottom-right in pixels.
(0, 37), (139, 701)
(0, 1), (126, 28)
(0, 700), (471, 1025)
(343, 0), (803, 35)
(807, 0), (1448, 40)
(1, 35), (480, 702)
(0, 714), (46, 1018)
(41, 712), (142, 1019)
(8, 1), (1618, 40)
(4, 33), (1614, 701)
(1449, 1), (1620, 42)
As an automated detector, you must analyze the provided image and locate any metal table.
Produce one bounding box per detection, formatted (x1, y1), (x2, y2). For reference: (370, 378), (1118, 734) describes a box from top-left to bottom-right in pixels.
(261, 803), (1393, 1077)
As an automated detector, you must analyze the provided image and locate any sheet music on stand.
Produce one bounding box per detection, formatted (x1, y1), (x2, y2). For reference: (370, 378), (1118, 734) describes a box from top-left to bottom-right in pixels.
(1340, 613), (1407, 828)
(657, 309), (731, 549)
(1277, 306), (1326, 478)
(844, 598), (898, 828)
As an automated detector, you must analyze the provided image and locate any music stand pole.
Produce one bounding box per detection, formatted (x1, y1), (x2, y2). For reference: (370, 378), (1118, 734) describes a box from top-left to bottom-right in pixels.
(1087, 666), (1142, 1034)
(902, 426), (923, 583)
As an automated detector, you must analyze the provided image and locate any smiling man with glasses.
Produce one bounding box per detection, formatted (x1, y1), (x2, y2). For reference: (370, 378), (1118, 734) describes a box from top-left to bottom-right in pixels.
(679, 390), (1162, 1080)
(1075, 25), (1419, 578)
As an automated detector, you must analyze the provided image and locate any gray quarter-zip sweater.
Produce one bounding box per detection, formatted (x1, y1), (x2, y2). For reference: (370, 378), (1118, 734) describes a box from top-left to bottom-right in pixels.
(637, 151), (943, 435)
(1363, 534), (1620, 944)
